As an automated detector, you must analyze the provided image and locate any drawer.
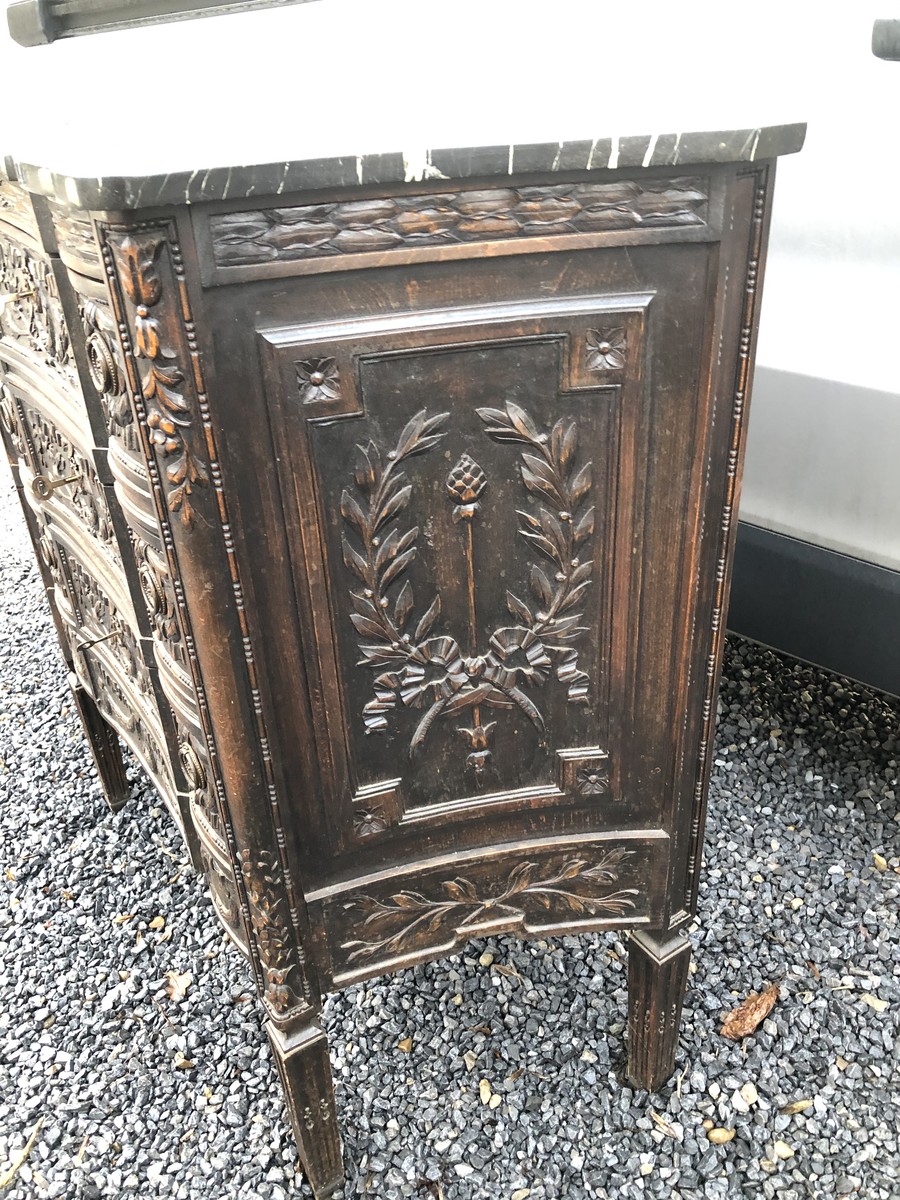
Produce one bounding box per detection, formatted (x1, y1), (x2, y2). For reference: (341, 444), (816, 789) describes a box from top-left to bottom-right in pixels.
(0, 233), (79, 390)
(314, 832), (666, 987)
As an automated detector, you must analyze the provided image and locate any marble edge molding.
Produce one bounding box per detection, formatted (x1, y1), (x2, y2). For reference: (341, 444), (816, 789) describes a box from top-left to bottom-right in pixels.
(7, 124), (807, 213)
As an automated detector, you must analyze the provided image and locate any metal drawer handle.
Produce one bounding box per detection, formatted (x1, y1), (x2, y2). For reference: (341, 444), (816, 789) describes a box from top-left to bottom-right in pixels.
(31, 470), (80, 500)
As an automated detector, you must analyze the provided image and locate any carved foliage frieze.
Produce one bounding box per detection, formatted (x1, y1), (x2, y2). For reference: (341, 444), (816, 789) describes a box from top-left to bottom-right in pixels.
(341, 846), (638, 966)
(342, 400), (593, 787)
(211, 178), (708, 270)
(108, 233), (208, 525)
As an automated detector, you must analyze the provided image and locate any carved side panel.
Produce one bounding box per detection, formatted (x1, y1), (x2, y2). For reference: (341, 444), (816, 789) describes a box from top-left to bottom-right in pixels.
(261, 292), (653, 857)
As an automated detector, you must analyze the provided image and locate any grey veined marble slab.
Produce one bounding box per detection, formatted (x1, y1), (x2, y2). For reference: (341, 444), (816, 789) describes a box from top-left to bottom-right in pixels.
(8, 125), (806, 212)
(0, 1), (807, 211)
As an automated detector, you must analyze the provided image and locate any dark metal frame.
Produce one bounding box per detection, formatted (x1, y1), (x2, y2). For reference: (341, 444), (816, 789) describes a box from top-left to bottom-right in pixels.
(729, 522), (900, 698)
(7, 0), (318, 46)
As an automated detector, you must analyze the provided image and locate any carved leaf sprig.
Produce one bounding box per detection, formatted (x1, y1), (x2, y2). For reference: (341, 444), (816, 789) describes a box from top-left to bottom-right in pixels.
(342, 848), (637, 962)
(340, 410), (449, 730)
(476, 400), (593, 703)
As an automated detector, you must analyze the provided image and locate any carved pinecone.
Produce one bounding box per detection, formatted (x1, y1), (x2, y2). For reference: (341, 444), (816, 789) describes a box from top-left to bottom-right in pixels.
(446, 453), (487, 506)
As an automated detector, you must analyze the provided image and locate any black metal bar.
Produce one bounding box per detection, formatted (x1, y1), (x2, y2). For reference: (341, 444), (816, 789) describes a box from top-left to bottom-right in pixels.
(7, 0), (319, 45)
(728, 522), (900, 698)
(873, 19), (900, 60)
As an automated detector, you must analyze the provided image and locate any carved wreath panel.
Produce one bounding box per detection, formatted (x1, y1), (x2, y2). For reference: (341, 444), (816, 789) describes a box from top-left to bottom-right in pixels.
(264, 301), (649, 842)
(342, 400), (593, 786)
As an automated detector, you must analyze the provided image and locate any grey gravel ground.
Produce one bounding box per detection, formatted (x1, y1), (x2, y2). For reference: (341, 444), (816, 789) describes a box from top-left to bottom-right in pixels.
(1, 462), (898, 1200)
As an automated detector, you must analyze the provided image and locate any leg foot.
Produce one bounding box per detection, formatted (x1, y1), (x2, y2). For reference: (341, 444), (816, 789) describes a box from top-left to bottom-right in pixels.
(268, 1021), (343, 1199)
(626, 929), (691, 1091)
(69, 675), (129, 813)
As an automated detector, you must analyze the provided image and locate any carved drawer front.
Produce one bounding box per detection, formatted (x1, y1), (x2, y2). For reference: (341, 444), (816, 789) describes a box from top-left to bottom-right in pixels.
(312, 833), (665, 986)
(0, 179), (40, 246)
(0, 234), (79, 391)
(259, 278), (703, 883)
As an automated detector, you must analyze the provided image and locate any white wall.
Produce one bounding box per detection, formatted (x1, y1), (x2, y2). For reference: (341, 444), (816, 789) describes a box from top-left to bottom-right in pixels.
(744, 3), (900, 569)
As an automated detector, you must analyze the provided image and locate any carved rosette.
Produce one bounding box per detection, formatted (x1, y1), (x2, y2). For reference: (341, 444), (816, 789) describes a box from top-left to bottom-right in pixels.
(81, 296), (137, 448)
(0, 383), (26, 460)
(106, 232), (208, 525)
(240, 849), (312, 1015)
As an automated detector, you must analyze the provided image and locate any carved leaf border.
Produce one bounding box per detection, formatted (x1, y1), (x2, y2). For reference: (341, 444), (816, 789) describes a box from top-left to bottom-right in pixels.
(341, 847), (638, 963)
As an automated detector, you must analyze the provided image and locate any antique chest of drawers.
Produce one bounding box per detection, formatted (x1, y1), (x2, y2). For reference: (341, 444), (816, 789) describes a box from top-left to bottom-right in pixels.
(1, 114), (804, 1194)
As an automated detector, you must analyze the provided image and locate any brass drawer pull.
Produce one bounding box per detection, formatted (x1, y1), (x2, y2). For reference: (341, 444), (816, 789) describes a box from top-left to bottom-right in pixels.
(31, 470), (80, 500)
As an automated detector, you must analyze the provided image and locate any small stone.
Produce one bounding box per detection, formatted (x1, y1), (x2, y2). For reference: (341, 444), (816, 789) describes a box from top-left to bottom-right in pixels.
(740, 1082), (759, 1106)
(708, 1128), (735, 1145)
(479, 1079), (492, 1105)
(397, 1038), (413, 1053)
(773, 1141), (795, 1160)
(478, 952), (494, 968)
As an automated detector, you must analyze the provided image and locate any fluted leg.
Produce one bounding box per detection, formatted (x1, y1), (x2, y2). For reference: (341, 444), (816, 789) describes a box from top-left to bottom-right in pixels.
(69, 674), (130, 813)
(626, 929), (691, 1091)
(268, 1020), (343, 1199)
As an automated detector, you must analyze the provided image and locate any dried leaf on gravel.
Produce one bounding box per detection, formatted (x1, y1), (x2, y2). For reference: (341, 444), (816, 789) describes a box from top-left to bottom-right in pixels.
(397, 1037), (413, 1053)
(112, 913), (134, 925)
(173, 1051), (195, 1070)
(650, 1110), (677, 1138)
(0, 1116), (43, 1187)
(872, 852), (888, 871)
(781, 1098), (814, 1115)
(148, 915), (166, 929)
(164, 970), (192, 1003)
(720, 984), (779, 1039)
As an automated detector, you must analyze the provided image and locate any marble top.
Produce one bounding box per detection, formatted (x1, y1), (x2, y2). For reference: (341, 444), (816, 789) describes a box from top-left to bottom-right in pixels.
(0, 0), (806, 210)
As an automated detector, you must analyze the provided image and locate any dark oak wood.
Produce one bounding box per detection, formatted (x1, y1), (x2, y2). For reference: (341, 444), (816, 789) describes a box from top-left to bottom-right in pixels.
(626, 930), (692, 1091)
(67, 672), (130, 812)
(1, 147), (791, 1196)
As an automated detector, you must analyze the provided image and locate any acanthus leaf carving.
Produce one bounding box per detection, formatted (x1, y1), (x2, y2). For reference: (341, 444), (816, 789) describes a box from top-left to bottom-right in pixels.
(240, 848), (312, 1014)
(109, 233), (208, 525)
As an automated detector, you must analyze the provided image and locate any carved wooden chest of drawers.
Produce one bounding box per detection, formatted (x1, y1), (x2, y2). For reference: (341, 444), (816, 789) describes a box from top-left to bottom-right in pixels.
(0, 122), (804, 1197)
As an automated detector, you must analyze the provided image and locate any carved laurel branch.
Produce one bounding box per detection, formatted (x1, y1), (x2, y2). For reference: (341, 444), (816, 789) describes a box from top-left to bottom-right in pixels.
(340, 409), (449, 740)
(110, 234), (208, 525)
(342, 848), (637, 963)
(476, 401), (592, 705)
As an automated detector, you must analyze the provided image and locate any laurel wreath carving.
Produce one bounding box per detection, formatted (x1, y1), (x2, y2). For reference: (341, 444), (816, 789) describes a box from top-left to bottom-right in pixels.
(342, 847), (637, 962)
(341, 399), (593, 772)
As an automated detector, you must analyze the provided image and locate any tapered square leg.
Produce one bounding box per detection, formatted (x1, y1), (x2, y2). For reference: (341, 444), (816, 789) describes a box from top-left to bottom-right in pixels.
(626, 929), (691, 1091)
(69, 675), (130, 813)
(268, 1021), (343, 1199)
